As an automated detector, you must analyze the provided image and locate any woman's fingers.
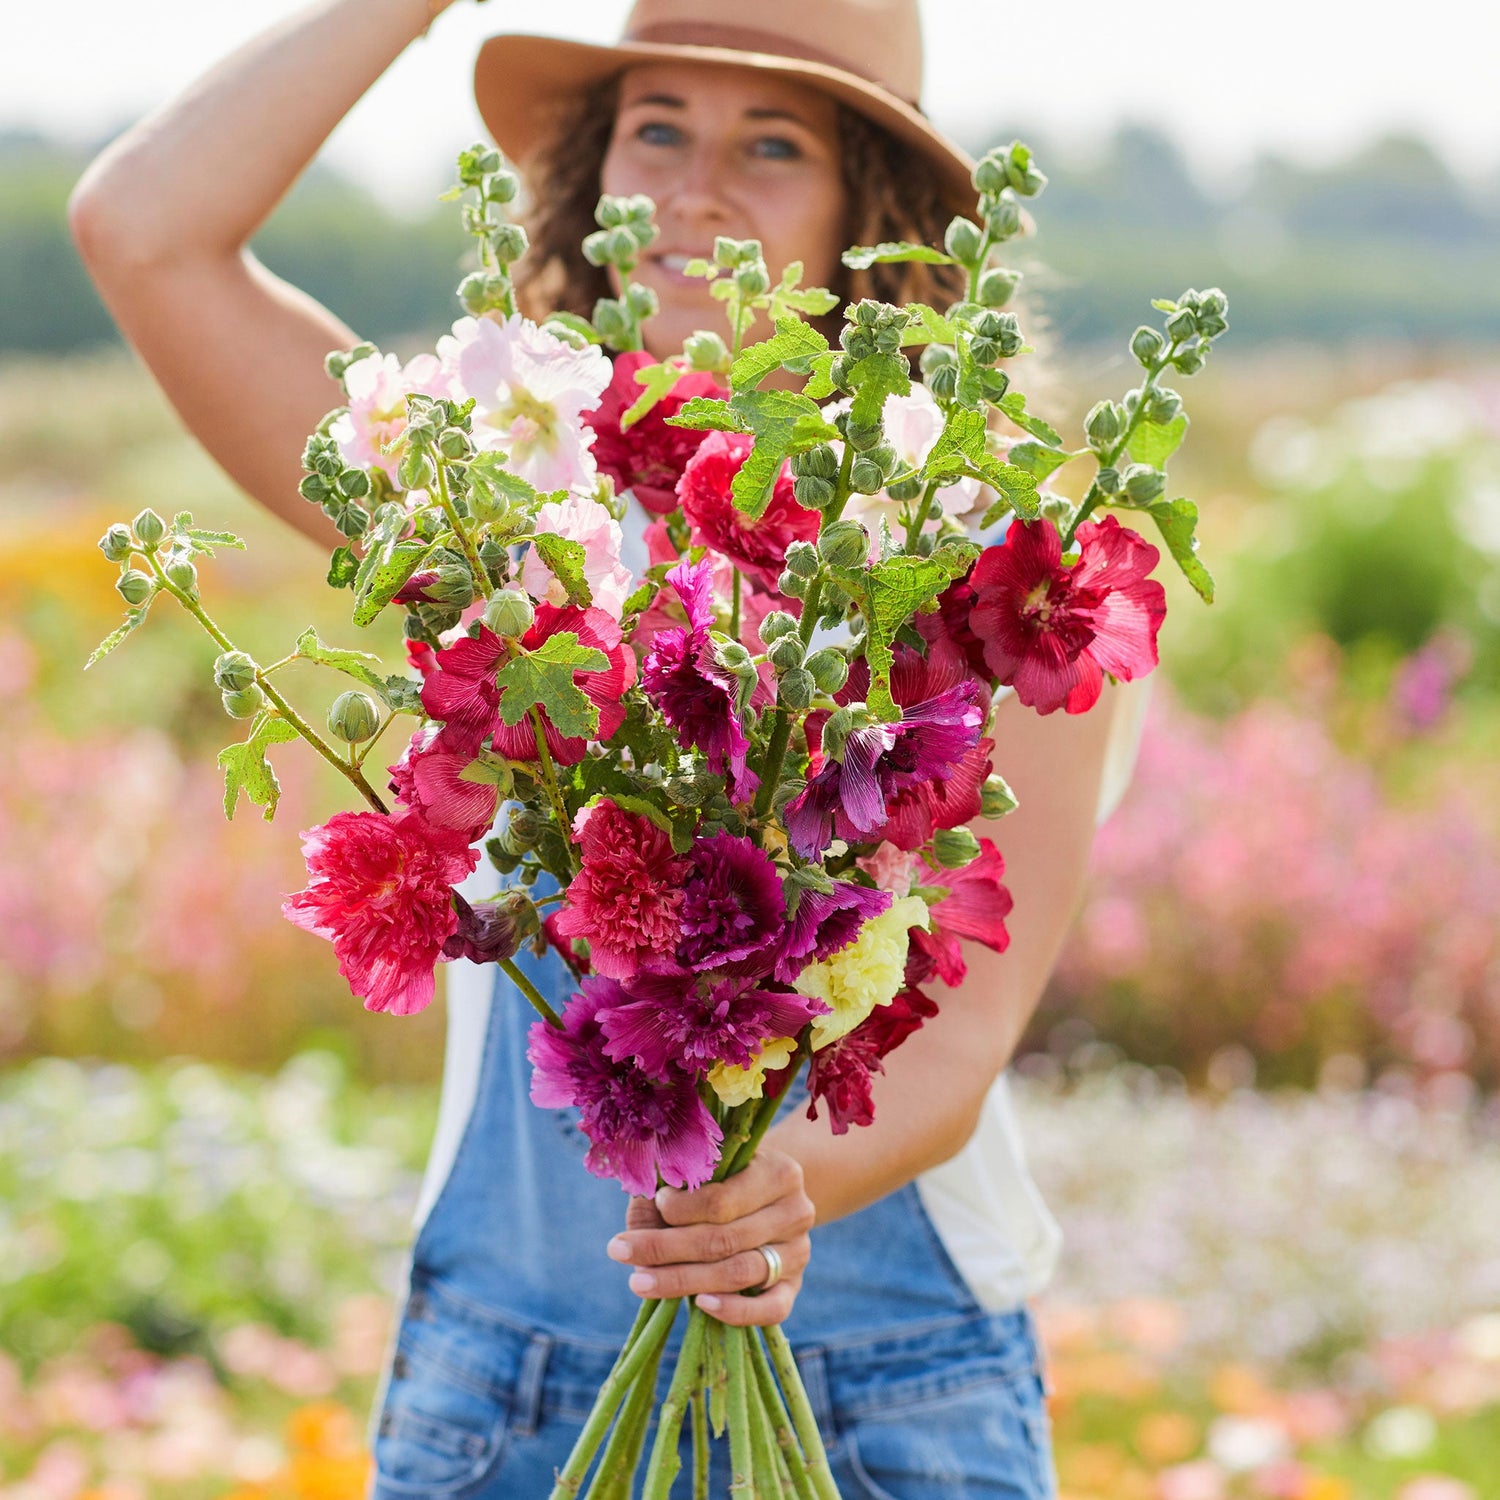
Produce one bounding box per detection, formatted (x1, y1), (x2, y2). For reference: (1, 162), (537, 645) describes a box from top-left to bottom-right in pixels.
(654, 1148), (802, 1227)
(695, 1280), (800, 1328)
(621, 1237), (810, 1302)
(610, 1193), (813, 1273)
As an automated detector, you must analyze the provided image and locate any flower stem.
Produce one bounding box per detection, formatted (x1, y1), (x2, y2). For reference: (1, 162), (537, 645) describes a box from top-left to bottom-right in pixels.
(725, 1325), (756, 1500)
(691, 1389), (710, 1500)
(765, 1326), (842, 1500)
(584, 1313), (667, 1500)
(499, 957), (564, 1029)
(641, 1305), (709, 1500)
(751, 1329), (816, 1499)
(901, 478), (941, 553)
(730, 568), (742, 640)
(434, 457), (490, 586)
(528, 703), (581, 876)
(746, 1350), (788, 1500)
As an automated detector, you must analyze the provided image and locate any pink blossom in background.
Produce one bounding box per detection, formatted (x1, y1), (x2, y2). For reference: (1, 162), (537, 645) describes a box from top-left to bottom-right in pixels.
(328, 351), (452, 479)
(520, 491), (635, 621)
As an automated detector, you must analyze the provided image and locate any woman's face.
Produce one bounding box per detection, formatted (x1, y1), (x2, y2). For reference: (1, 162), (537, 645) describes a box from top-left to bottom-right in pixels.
(600, 63), (847, 360)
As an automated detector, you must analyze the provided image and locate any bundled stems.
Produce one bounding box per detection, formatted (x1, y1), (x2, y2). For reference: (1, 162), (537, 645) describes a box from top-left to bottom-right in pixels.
(725, 1324), (756, 1499)
(641, 1306), (710, 1499)
(766, 1325), (841, 1500)
(751, 1330), (815, 1499)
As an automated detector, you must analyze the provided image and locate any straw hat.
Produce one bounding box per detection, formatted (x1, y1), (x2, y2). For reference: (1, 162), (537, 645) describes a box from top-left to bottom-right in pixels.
(473, 0), (977, 211)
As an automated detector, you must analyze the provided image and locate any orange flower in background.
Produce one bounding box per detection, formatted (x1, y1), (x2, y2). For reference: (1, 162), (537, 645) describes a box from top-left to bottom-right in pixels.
(285, 1401), (364, 1458)
(1208, 1362), (1279, 1417)
(1135, 1408), (1200, 1466)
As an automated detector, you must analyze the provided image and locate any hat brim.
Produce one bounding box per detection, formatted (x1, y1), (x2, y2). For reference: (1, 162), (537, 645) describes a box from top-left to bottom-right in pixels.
(473, 32), (977, 217)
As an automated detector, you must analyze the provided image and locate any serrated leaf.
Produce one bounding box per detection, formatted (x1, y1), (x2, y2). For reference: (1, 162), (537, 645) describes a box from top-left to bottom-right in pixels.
(293, 627), (388, 694)
(789, 412), (843, 448)
(1140, 497), (1214, 603)
(841, 241), (959, 270)
(665, 397), (751, 434)
(218, 714), (300, 821)
(977, 460), (1041, 524)
(1007, 441), (1075, 481)
(84, 603), (152, 670)
(903, 304), (959, 346)
(730, 318), (830, 392)
(495, 632), (608, 740)
(620, 578), (662, 618)
(171, 510), (194, 531)
(182, 527), (247, 558)
(530, 532), (593, 608)
(802, 351), (839, 401)
(722, 390), (829, 518)
(1128, 414), (1189, 468)
(996, 391), (1064, 447)
(327, 545), (359, 589)
(924, 408), (989, 479)
(846, 351), (912, 429)
(350, 504), (405, 606)
(382, 675), (426, 715)
(770, 285), (839, 318)
(352, 537), (434, 627)
(621, 360), (685, 430)
(468, 451), (541, 514)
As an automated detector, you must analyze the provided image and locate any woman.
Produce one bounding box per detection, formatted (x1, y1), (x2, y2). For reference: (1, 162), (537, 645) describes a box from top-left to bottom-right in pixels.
(71, 2), (1144, 1494)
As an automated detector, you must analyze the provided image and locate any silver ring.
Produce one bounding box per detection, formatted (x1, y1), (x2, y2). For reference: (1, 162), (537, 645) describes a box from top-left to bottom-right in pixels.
(754, 1243), (784, 1292)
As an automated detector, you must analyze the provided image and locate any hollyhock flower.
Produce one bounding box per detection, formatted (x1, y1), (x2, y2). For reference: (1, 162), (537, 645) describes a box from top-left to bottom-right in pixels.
(388, 727), (500, 842)
(908, 839), (1013, 988)
(795, 893), (929, 1048)
(329, 351), (453, 480)
(673, 832), (786, 971)
(708, 1035), (800, 1107)
(970, 514), (1166, 715)
(441, 313), (611, 492)
(282, 810), (478, 1015)
(582, 351), (726, 514)
(519, 491), (635, 622)
(774, 880), (893, 983)
(406, 639), (439, 680)
(804, 984), (940, 1133)
(441, 890), (532, 965)
(528, 979), (722, 1194)
(916, 575), (991, 681)
(551, 802), (690, 979)
(641, 558), (756, 799)
(677, 430), (819, 589)
(600, 970), (826, 1079)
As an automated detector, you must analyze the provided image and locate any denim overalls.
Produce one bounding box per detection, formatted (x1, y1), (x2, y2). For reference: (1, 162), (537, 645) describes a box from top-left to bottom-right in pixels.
(366, 919), (1056, 1500)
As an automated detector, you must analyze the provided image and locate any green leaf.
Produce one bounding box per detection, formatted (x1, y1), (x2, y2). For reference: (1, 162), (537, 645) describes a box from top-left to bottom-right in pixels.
(529, 532), (593, 608)
(218, 714), (301, 821)
(729, 318), (830, 392)
(382, 675), (426, 716)
(1128, 413), (1189, 468)
(468, 452), (541, 515)
(977, 461), (1042, 525)
(770, 284), (839, 318)
(996, 391), (1064, 447)
(846, 351), (911, 429)
(84, 604), (152, 670)
(620, 578), (662, 618)
(723, 390), (831, 518)
(923, 408), (989, 479)
(181, 527), (247, 557)
(1151, 298), (1178, 313)
(293, 627), (388, 694)
(1139, 497), (1214, 603)
(327, 545), (359, 589)
(621, 360), (685, 430)
(830, 549), (977, 718)
(901, 304), (960, 346)
(1007, 441), (1075, 481)
(802, 351), (839, 401)
(841, 241), (959, 270)
(665, 397), (751, 434)
(352, 537), (433, 627)
(495, 632), (609, 740)
(542, 311), (603, 345)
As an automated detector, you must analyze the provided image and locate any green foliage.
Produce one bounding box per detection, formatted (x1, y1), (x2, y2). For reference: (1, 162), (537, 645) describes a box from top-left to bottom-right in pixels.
(529, 532), (593, 607)
(494, 631), (607, 739)
(218, 712), (301, 821)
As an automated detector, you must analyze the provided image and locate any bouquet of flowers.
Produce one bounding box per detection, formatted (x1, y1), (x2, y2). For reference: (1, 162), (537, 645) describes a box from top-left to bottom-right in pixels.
(89, 138), (1225, 1498)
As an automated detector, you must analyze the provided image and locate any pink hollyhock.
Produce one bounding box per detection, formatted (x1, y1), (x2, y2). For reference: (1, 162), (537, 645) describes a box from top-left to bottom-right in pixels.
(406, 640), (439, 680)
(582, 352), (726, 514)
(677, 430), (819, 590)
(329, 351), (453, 480)
(519, 491), (635, 622)
(804, 985), (940, 1133)
(282, 810), (478, 1015)
(674, 831), (786, 972)
(387, 727), (499, 843)
(440, 313), (611, 493)
(551, 801), (691, 979)
(970, 515), (1166, 715)
(528, 978), (723, 1194)
(907, 839), (1013, 988)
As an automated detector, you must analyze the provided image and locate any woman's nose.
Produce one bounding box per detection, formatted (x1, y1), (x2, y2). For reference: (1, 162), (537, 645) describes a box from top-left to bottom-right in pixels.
(658, 145), (737, 234)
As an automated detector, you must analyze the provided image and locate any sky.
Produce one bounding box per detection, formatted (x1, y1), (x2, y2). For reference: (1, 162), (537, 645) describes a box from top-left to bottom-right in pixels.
(5, 0), (1494, 213)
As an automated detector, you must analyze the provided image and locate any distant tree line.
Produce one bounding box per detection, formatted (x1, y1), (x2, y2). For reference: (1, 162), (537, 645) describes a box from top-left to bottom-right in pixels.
(5, 124), (1499, 356)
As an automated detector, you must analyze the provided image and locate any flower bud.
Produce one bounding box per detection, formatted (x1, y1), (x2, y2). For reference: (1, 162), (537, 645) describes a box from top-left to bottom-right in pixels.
(1165, 309), (1197, 344)
(132, 508), (166, 547)
(437, 428), (472, 461)
(985, 198), (1022, 240)
(926, 360), (959, 401)
(116, 569), (155, 606)
(458, 271), (513, 316)
(1131, 326), (1165, 367)
(886, 474), (923, 503)
(428, 564), (478, 607)
(1123, 465), (1166, 504)
(980, 773), (1018, 819)
(335, 503), (370, 539)
(1144, 387), (1183, 425)
(785, 541), (821, 579)
(303, 434), (343, 478)
(804, 649), (848, 694)
(499, 806), (543, 855)
(820, 705), (857, 761)
(818, 519), (870, 569)
(975, 267), (1021, 309)
(843, 419), (883, 455)
(213, 650), (258, 692)
(98, 524), (133, 563)
(164, 555), (199, 598)
(777, 668), (815, 710)
(1085, 400), (1124, 450)
(398, 448), (437, 492)
(944, 216), (984, 264)
(593, 299), (632, 345)
(1173, 347), (1206, 375)
(485, 168), (520, 204)
(776, 568), (809, 599)
(299, 473), (334, 504)
(221, 684), (265, 720)
(767, 635), (805, 672)
(794, 475), (835, 508)
(734, 261), (771, 298)
(684, 330), (729, 371)
(488, 223), (529, 266)
(483, 589), (535, 639)
(932, 826), (982, 869)
(1095, 466), (1122, 496)
(849, 457), (885, 495)
(791, 443), (840, 480)
(626, 285), (658, 323)
(326, 690), (380, 744)
(972, 154), (1007, 196)
(335, 468), (369, 501)
(759, 610), (799, 644)
(970, 336), (1000, 367)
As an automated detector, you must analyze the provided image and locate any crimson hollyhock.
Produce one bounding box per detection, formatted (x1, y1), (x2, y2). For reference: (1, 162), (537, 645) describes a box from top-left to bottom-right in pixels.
(282, 809), (478, 1016)
(907, 839), (1013, 988)
(969, 515), (1166, 715)
(676, 430), (819, 590)
(804, 985), (940, 1134)
(388, 726), (500, 844)
(582, 352), (726, 515)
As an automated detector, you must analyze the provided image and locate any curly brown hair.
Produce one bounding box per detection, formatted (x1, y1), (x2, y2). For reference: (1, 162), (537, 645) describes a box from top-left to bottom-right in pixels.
(512, 75), (972, 328)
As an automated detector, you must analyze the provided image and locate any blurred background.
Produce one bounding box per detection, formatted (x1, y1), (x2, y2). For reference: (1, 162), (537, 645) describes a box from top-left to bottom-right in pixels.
(2, 3), (1499, 1497)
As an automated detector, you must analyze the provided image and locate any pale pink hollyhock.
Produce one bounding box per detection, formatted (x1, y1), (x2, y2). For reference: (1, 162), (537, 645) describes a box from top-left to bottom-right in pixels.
(858, 843), (920, 897)
(441, 314), (611, 492)
(329, 351), (452, 480)
(520, 492), (635, 622)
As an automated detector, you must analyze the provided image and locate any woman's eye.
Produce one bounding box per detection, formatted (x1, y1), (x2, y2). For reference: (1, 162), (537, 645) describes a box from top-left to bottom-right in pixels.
(636, 121), (683, 148)
(751, 136), (802, 161)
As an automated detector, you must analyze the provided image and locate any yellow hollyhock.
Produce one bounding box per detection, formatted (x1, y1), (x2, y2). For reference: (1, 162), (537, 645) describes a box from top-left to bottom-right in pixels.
(709, 1035), (799, 1106)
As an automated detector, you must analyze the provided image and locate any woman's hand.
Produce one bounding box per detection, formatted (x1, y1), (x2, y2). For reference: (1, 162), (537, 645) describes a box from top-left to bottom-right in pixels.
(606, 1147), (815, 1326)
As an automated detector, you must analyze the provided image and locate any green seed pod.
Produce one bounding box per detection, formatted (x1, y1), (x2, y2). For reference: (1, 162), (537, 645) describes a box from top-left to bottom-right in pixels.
(328, 690), (380, 744)
(437, 427), (473, 461)
(793, 475), (835, 508)
(849, 457), (885, 495)
(213, 650), (258, 693)
(980, 773), (1018, 819)
(932, 826), (983, 869)
(767, 635), (805, 673)
(684, 330), (730, 371)
(1085, 400), (1124, 450)
(221, 684), (265, 720)
(818, 519), (870, 569)
(777, 668), (815, 710)
(131, 508), (166, 547)
(98, 525), (133, 563)
(804, 649), (849, 694)
(1131, 325), (1166, 367)
(1123, 465), (1166, 504)
(776, 568), (810, 600)
(785, 541), (821, 579)
(758, 611), (798, 644)
(1173, 347), (1207, 375)
(820, 705), (857, 762)
(164, 555), (199, 598)
(116, 569), (154, 606)
(483, 589), (535, 639)
(985, 198), (1022, 240)
(944, 216), (984, 264)
(975, 267), (1021, 309)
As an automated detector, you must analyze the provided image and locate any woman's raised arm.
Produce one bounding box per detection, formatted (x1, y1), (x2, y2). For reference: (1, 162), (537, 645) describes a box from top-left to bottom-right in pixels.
(68, 0), (465, 548)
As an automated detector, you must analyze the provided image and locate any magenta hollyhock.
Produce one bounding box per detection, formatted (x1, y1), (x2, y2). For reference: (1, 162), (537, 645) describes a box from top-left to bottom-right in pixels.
(528, 979), (722, 1195)
(583, 352), (727, 515)
(773, 880), (893, 984)
(551, 802), (691, 980)
(677, 430), (819, 590)
(908, 840), (1013, 988)
(282, 809), (478, 1016)
(969, 515), (1166, 715)
(675, 831), (786, 971)
(441, 890), (529, 965)
(599, 971), (827, 1078)
(804, 985), (940, 1134)
(641, 558), (757, 800)
(388, 727), (500, 843)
